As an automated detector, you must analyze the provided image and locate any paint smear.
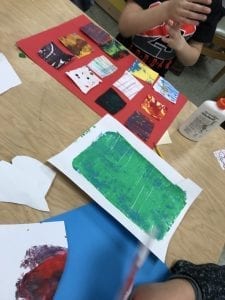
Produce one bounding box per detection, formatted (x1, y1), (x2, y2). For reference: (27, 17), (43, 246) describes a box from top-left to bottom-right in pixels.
(141, 95), (167, 120)
(16, 245), (67, 300)
(72, 131), (186, 239)
(125, 111), (154, 142)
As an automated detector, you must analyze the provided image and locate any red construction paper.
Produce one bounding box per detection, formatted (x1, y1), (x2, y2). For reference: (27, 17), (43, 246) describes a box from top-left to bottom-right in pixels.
(17, 14), (187, 148)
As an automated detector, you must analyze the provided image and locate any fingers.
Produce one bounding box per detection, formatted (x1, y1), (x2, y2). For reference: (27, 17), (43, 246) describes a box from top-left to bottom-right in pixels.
(169, 0), (212, 25)
(161, 21), (185, 50)
(170, 20), (181, 30)
(187, 0), (211, 14)
(192, 0), (212, 6)
(165, 20), (180, 33)
(183, 12), (207, 23)
(190, 2), (211, 14)
(173, 12), (207, 26)
(184, 1), (211, 21)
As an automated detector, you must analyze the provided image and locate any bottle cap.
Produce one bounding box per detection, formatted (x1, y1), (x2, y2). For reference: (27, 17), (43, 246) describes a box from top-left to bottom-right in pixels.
(216, 98), (225, 109)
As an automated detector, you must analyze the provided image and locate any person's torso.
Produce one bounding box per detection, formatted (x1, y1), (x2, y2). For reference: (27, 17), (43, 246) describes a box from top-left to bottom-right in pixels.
(130, 1), (197, 75)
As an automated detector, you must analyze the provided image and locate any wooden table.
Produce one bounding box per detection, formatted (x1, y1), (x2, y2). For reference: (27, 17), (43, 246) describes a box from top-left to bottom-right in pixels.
(0, 0), (225, 267)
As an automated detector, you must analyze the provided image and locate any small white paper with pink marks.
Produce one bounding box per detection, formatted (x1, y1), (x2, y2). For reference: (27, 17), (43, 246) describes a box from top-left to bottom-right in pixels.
(214, 149), (225, 170)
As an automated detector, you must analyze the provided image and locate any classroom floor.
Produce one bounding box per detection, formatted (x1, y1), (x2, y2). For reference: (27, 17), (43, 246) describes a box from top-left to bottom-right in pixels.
(86, 3), (225, 108)
(85, 3), (225, 265)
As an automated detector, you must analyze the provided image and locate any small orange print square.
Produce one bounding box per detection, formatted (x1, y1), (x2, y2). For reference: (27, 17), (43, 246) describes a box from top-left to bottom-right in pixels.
(141, 95), (167, 120)
(59, 33), (92, 58)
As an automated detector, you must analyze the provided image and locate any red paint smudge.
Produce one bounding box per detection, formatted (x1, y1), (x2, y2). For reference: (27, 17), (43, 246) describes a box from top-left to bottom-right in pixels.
(16, 247), (67, 300)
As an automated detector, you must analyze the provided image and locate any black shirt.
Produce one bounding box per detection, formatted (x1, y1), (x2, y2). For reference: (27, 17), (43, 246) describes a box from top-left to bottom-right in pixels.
(117, 0), (223, 76)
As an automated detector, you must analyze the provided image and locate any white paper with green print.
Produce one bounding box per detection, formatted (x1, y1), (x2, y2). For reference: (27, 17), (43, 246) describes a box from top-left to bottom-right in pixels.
(49, 115), (202, 262)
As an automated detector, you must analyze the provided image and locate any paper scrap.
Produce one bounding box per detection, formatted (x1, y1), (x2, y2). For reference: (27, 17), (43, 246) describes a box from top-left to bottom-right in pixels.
(38, 42), (73, 69)
(0, 221), (67, 300)
(59, 33), (92, 58)
(125, 111), (154, 141)
(80, 22), (112, 46)
(157, 130), (172, 145)
(128, 59), (158, 84)
(0, 53), (22, 94)
(101, 39), (129, 59)
(153, 76), (179, 103)
(0, 156), (55, 211)
(88, 55), (117, 78)
(66, 66), (102, 94)
(141, 94), (168, 120)
(214, 149), (225, 170)
(95, 88), (126, 114)
(113, 71), (144, 100)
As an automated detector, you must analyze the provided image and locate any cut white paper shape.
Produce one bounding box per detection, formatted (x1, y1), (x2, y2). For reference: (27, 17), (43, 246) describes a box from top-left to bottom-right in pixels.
(0, 156), (55, 211)
(157, 130), (172, 145)
(88, 55), (117, 78)
(66, 66), (102, 94)
(213, 149), (225, 170)
(48, 115), (202, 262)
(0, 221), (67, 300)
(113, 71), (144, 100)
(0, 53), (22, 94)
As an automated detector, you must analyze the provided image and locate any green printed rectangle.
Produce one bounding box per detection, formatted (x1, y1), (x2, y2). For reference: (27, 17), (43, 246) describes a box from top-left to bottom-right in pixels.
(72, 132), (186, 240)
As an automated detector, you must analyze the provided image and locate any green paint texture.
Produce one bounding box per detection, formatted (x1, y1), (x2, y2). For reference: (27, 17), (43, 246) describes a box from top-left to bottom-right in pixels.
(72, 132), (186, 240)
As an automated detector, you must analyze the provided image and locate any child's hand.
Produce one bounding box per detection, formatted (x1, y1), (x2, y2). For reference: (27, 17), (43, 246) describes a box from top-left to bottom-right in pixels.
(166, 0), (212, 25)
(161, 21), (186, 51)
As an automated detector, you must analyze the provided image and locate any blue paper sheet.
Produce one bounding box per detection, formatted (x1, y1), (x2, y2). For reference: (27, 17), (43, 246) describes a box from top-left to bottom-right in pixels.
(45, 202), (170, 300)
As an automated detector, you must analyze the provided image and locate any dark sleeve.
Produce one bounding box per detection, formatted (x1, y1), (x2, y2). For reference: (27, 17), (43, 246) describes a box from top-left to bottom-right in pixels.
(192, 0), (223, 43)
(70, 0), (93, 11)
(124, 0), (150, 9)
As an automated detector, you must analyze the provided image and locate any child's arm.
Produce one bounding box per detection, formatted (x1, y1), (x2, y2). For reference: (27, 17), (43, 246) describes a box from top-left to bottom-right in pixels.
(119, 0), (211, 37)
(161, 21), (203, 66)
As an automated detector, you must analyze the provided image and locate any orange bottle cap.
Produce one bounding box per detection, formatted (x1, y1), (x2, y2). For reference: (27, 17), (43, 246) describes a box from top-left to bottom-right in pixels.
(217, 98), (225, 109)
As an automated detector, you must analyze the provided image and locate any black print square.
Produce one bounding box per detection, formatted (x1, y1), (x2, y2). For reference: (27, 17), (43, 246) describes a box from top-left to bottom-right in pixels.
(95, 88), (126, 115)
(38, 42), (73, 69)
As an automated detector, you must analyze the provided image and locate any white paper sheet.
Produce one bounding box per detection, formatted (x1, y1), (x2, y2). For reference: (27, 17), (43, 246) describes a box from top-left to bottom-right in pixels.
(113, 71), (144, 100)
(49, 115), (202, 261)
(0, 53), (22, 94)
(0, 221), (67, 300)
(0, 156), (55, 211)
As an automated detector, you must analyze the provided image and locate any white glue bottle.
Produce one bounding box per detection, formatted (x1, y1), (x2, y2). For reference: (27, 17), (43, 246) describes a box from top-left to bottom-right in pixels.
(179, 98), (225, 141)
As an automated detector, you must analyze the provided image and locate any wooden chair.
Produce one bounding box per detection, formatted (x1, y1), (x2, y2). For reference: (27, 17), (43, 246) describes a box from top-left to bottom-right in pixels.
(201, 16), (225, 98)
